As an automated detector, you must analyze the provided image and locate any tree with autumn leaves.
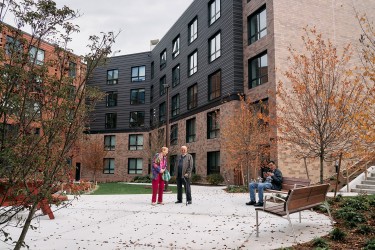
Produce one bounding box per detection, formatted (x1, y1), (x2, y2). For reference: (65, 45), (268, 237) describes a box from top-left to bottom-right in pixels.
(277, 27), (371, 184)
(0, 0), (116, 248)
(221, 95), (271, 186)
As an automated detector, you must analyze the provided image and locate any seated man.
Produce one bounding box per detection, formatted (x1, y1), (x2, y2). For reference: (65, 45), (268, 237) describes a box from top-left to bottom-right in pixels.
(246, 161), (283, 207)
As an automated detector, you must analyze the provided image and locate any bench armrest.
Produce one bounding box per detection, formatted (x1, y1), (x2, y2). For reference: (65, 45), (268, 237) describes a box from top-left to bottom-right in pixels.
(264, 194), (286, 208)
(294, 184), (308, 188)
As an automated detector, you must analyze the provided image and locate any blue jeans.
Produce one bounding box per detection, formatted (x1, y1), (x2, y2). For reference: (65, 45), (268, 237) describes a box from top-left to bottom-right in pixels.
(249, 182), (272, 203)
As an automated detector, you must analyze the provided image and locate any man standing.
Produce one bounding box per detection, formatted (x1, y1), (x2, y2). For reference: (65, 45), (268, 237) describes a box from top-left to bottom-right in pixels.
(246, 160), (282, 207)
(175, 146), (193, 204)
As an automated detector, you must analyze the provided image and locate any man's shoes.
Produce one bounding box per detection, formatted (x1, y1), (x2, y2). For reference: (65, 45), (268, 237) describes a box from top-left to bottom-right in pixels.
(175, 201), (182, 204)
(187, 201), (192, 204)
(246, 201), (256, 206)
(254, 202), (264, 207)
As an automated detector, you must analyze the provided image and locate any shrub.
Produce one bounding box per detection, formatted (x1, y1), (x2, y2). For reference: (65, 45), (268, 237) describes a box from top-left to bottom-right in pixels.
(312, 237), (328, 248)
(225, 185), (248, 193)
(206, 173), (224, 185)
(364, 238), (375, 250)
(342, 195), (369, 210)
(131, 175), (151, 183)
(335, 207), (366, 226)
(330, 227), (346, 241)
(191, 173), (202, 183)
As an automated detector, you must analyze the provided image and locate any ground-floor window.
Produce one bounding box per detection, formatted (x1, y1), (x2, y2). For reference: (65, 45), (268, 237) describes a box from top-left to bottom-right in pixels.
(103, 158), (115, 174)
(207, 151), (220, 175)
(128, 158), (143, 174)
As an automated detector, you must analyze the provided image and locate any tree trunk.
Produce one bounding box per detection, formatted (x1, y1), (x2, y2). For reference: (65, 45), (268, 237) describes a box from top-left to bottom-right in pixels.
(320, 155), (324, 184)
(14, 203), (38, 250)
(334, 153), (343, 198)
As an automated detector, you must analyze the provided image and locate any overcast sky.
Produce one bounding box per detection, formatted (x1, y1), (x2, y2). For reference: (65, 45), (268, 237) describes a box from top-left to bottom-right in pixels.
(5, 0), (194, 56)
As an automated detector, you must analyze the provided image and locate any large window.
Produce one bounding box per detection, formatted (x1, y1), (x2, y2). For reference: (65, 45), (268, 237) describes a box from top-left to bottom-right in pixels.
(249, 52), (268, 88)
(106, 91), (118, 107)
(107, 69), (119, 84)
(209, 32), (221, 62)
(105, 113), (117, 129)
(130, 89), (145, 105)
(186, 118), (196, 143)
(207, 151), (220, 175)
(131, 66), (146, 82)
(187, 84), (198, 110)
(208, 70), (221, 100)
(171, 94), (180, 117)
(188, 51), (198, 76)
(169, 155), (177, 176)
(129, 111), (145, 127)
(103, 158), (115, 174)
(159, 102), (166, 123)
(159, 76), (166, 96)
(188, 17), (198, 44)
(160, 49), (167, 70)
(170, 124), (178, 145)
(248, 6), (267, 44)
(6, 36), (22, 56)
(207, 111), (220, 139)
(29, 46), (45, 65)
(209, 0), (221, 25)
(129, 134), (144, 150)
(172, 35), (180, 58)
(172, 64), (180, 87)
(128, 158), (143, 174)
(191, 153), (196, 173)
(104, 135), (116, 150)
(69, 62), (76, 78)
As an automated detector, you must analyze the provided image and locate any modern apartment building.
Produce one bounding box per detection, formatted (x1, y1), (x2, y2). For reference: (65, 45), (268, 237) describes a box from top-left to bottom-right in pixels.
(83, 0), (375, 183)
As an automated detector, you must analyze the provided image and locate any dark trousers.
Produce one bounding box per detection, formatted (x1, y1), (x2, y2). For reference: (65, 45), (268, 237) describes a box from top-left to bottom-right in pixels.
(176, 177), (191, 202)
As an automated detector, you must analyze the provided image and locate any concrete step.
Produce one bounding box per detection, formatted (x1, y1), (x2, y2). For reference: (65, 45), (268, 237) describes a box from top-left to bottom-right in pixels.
(362, 180), (375, 185)
(351, 188), (375, 194)
(356, 184), (375, 189)
(367, 177), (375, 181)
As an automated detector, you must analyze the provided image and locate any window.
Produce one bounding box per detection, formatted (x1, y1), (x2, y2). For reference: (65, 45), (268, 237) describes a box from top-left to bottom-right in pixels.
(209, 32), (221, 62)
(207, 110), (220, 139)
(207, 151), (220, 175)
(6, 36), (22, 56)
(159, 76), (166, 96)
(67, 85), (76, 100)
(104, 135), (116, 150)
(131, 66), (146, 82)
(190, 153), (196, 173)
(170, 124), (178, 145)
(160, 49), (167, 70)
(208, 70), (221, 100)
(209, 0), (221, 25)
(186, 118), (196, 143)
(248, 6), (267, 44)
(188, 51), (198, 76)
(130, 89), (145, 105)
(188, 17), (198, 44)
(150, 85), (154, 103)
(107, 69), (119, 84)
(103, 158), (115, 174)
(130, 111), (145, 127)
(171, 94), (180, 117)
(159, 102), (166, 123)
(249, 52), (268, 88)
(105, 113), (117, 129)
(29, 46), (45, 65)
(128, 158), (143, 174)
(150, 108), (156, 127)
(172, 64), (180, 87)
(129, 134), (144, 150)
(106, 91), (118, 107)
(187, 84), (198, 110)
(69, 62), (76, 78)
(172, 35), (180, 58)
(151, 61), (155, 79)
(169, 155), (177, 175)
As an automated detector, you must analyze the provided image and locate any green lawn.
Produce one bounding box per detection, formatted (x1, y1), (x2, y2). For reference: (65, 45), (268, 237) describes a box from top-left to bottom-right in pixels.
(90, 182), (177, 195)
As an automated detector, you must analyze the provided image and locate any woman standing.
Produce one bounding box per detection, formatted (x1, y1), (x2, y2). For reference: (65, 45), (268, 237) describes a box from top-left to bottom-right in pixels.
(151, 147), (168, 205)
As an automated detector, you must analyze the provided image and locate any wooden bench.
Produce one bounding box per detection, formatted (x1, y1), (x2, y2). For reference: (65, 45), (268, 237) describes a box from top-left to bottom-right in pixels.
(255, 184), (333, 242)
(265, 177), (311, 195)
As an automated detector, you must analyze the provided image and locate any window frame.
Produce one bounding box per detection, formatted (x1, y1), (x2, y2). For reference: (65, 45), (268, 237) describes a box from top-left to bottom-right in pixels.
(106, 91), (118, 107)
(172, 64), (180, 87)
(129, 111), (145, 127)
(160, 49), (167, 70)
(188, 17), (198, 44)
(172, 35), (180, 58)
(209, 32), (221, 62)
(186, 118), (196, 143)
(248, 52), (268, 89)
(207, 110), (220, 139)
(129, 134), (144, 150)
(170, 124), (178, 145)
(208, 70), (221, 101)
(105, 113), (117, 129)
(107, 69), (119, 85)
(187, 84), (198, 110)
(207, 151), (220, 175)
(103, 158), (115, 174)
(104, 135), (116, 150)
(29, 46), (45, 66)
(128, 158), (143, 174)
(130, 88), (145, 105)
(159, 76), (167, 96)
(171, 94), (180, 117)
(131, 65), (146, 82)
(209, 0), (221, 25)
(248, 5), (267, 45)
(188, 50), (198, 76)
(159, 102), (166, 124)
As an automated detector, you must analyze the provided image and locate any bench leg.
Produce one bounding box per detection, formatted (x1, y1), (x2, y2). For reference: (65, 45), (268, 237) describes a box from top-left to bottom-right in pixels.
(299, 211), (301, 223)
(256, 210), (259, 237)
(286, 212), (297, 243)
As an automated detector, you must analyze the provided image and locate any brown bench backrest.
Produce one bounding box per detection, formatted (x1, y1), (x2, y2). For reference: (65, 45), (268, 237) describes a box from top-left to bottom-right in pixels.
(286, 184), (330, 212)
(281, 177), (311, 191)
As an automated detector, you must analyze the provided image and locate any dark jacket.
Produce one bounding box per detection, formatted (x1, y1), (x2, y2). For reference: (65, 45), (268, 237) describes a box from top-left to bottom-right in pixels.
(174, 153), (194, 179)
(271, 168), (283, 191)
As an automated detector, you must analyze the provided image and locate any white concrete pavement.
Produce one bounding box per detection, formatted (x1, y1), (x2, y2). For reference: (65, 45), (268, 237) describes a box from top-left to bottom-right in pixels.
(1, 185), (333, 250)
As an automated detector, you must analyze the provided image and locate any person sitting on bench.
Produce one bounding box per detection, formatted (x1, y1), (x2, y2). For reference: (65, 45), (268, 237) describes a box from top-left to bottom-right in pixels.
(246, 160), (283, 207)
